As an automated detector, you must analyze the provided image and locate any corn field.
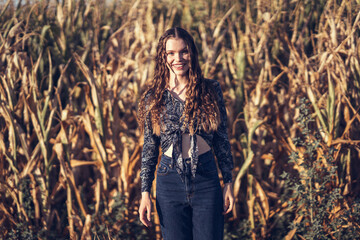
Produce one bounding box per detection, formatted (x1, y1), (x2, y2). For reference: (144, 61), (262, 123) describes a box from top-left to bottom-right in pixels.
(1, 0), (360, 239)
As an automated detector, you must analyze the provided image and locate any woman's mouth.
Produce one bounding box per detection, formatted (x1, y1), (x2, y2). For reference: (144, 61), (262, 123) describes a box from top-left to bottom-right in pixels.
(172, 63), (186, 70)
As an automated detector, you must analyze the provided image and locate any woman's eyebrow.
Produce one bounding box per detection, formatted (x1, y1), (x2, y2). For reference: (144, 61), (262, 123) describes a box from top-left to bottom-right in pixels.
(166, 47), (188, 53)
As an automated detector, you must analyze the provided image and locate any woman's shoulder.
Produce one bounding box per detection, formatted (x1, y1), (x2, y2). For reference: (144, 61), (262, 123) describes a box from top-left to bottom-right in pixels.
(139, 88), (155, 112)
(143, 88), (156, 102)
(204, 78), (221, 89)
(204, 78), (222, 95)
(143, 87), (168, 103)
(204, 78), (218, 85)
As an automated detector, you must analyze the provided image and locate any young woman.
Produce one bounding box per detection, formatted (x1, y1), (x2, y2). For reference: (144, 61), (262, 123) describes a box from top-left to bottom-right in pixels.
(137, 27), (234, 240)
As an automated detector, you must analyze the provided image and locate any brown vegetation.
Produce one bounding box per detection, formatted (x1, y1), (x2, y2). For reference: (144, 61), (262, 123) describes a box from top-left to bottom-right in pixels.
(0, 0), (359, 239)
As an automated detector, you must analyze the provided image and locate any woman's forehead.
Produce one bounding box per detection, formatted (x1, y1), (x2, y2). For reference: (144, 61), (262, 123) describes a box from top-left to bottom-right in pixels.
(166, 38), (187, 51)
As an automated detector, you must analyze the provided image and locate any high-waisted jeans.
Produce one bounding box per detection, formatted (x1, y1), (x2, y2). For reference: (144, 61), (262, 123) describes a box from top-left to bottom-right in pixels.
(156, 150), (224, 240)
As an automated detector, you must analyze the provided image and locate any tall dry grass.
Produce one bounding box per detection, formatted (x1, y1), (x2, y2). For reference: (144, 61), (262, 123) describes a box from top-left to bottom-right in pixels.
(0, 0), (359, 239)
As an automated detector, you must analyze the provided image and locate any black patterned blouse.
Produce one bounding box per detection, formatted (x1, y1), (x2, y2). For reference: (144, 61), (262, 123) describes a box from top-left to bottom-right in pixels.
(140, 79), (234, 192)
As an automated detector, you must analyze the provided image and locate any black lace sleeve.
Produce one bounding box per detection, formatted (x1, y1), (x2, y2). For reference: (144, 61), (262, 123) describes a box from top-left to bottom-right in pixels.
(140, 102), (160, 192)
(212, 80), (234, 183)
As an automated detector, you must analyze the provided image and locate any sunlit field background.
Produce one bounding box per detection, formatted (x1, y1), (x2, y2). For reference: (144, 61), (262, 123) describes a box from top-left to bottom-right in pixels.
(1, 0), (360, 239)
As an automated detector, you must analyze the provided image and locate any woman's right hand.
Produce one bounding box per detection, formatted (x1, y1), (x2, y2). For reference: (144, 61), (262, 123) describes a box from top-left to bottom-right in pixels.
(139, 192), (152, 227)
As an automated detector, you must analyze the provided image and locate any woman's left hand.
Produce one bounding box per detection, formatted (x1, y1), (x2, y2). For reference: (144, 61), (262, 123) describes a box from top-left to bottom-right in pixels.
(223, 182), (234, 214)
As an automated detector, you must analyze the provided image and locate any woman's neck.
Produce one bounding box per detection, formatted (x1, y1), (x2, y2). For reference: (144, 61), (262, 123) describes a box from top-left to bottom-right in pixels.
(169, 74), (188, 93)
(168, 74), (188, 101)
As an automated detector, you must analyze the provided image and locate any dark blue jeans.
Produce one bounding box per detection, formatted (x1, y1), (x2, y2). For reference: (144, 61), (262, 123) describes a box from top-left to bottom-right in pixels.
(156, 151), (224, 240)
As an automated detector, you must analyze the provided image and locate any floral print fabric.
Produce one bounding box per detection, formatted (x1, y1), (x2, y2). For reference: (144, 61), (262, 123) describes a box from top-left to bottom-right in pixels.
(140, 79), (234, 192)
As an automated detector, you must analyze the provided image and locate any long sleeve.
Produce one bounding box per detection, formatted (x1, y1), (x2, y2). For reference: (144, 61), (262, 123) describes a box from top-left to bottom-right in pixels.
(140, 111), (160, 192)
(212, 81), (234, 183)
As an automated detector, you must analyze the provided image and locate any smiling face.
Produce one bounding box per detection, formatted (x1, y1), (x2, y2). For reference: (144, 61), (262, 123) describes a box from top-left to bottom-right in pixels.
(165, 38), (190, 77)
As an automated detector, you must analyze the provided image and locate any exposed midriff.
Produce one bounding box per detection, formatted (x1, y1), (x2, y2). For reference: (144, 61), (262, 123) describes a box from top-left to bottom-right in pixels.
(163, 133), (211, 158)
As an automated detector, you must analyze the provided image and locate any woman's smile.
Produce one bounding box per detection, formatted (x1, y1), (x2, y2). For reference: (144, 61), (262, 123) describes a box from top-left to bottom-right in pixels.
(172, 63), (186, 70)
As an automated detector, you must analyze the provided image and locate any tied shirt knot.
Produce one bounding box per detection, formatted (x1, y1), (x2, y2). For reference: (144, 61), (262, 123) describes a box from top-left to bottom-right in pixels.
(163, 90), (200, 181)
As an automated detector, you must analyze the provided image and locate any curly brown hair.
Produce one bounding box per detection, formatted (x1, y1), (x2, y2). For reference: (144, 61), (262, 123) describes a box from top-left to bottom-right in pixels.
(137, 27), (220, 135)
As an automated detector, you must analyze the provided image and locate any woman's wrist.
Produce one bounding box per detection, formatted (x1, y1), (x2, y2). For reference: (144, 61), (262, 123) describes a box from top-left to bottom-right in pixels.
(142, 191), (150, 198)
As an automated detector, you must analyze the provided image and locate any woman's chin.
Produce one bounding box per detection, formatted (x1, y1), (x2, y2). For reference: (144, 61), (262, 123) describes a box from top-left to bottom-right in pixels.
(174, 70), (189, 77)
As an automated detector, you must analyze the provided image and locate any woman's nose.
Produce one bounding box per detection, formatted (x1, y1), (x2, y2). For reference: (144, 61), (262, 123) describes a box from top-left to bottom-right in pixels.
(175, 53), (184, 61)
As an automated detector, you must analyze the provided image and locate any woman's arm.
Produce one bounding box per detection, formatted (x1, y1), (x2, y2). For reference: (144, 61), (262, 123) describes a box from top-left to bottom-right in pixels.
(211, 80), (235, 214)
(212, 80), (234, 184)
(140, 112), (160, 193)
(139, 107), (160, 226)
